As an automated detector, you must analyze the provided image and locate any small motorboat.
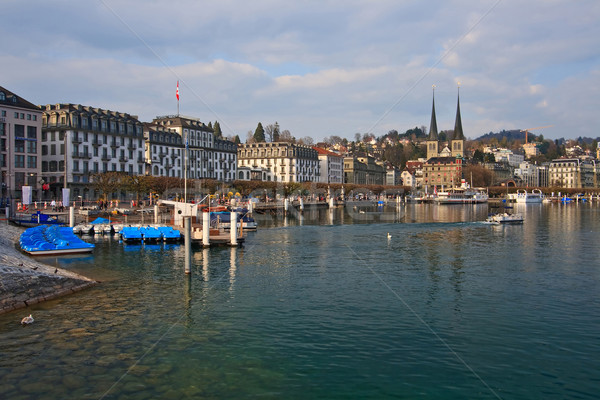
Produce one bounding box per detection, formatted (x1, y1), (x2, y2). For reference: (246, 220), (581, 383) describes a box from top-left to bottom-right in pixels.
(485, 212), (524, 224)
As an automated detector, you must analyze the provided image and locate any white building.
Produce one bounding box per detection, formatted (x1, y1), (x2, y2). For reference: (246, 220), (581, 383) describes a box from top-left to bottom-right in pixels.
(41, 103), (145, 201)
(401, 170), (415, 187)
(492, 148), (525, 166)
(386, 165), (402, 186)
(549, 158), (598, 188)
(152, 115), (237, 182)
(236, 166), (273, 181)
(1, 86), (43, 202)
(314, 147), (343, 184)
(238, 142), (320, 183)
(144, 123), (183, 178)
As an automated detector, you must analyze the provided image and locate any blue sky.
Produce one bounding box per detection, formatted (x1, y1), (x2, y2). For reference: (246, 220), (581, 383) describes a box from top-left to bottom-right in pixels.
(2, 0), (599, 142)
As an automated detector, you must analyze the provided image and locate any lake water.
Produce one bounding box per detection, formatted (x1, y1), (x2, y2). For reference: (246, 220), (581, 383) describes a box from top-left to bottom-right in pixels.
(1, 202), (599, 399)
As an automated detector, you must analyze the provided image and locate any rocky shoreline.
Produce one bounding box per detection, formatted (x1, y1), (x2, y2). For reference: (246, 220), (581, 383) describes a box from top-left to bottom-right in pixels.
(0, 223), (97, 315)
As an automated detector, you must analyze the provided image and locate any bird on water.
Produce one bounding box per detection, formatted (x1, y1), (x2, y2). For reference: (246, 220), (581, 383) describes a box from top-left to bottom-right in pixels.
(21, 315), (34, 325)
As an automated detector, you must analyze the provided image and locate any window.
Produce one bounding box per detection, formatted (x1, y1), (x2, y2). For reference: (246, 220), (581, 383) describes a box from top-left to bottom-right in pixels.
(27, 141), (37, 154)
(0, 92), (4, 100)
(27, 114), (31, 120)
(27, 156), (37, 169)
(15, 155), (25, 168)
(14, 139), (25, 153)
(1, 110), (5, 117)
(27, 126), (36, 139)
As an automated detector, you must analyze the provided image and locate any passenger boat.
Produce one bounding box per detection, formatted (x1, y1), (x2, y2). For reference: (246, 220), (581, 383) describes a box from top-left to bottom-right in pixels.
(485, 212), (524, 224)
(508, 189), (544, 203)
(434, 188), (488, 204)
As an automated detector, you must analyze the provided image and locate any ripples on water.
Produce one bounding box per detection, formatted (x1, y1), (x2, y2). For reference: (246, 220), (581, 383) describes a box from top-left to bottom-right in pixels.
(1, 203), (599, 399)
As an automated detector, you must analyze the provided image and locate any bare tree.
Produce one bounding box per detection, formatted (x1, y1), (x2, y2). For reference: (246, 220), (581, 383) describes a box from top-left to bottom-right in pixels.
(246, 130), (255, 144)
(279, 129), (295, 143)
(298, 136), (314, 146)
(264, 124), (275, 142)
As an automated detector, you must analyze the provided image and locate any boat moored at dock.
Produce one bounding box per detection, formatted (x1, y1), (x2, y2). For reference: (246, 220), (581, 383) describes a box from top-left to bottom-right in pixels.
(508, 189), (544, 204)
(19, 225), (95, 255)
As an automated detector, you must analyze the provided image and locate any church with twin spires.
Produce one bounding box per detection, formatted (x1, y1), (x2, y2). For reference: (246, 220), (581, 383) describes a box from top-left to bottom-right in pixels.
(422, 86), (466, 190)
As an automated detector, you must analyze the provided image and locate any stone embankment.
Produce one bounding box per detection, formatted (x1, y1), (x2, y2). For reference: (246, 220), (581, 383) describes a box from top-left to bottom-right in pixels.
(0, 223), (97, 315)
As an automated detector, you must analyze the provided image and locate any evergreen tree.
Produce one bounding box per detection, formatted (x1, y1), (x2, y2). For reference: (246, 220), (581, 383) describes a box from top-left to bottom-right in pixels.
(213, 121), (222, 138)
(234, 135), (241, 144)
(254, 122), (265, 142)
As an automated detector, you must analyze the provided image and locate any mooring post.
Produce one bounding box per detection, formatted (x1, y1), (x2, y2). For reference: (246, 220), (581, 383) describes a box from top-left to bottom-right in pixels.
(69, 206), (75, 227)
(230, 211), (238, 246)
(202, 211), (210, 247)
(184, 216), (191, 274)
(284, 198), (289, 216)
(248, 199), (253, 214)
(154, 204), (159, 224)
(329, 197), (335, 209)
(299, 197), (304, 213)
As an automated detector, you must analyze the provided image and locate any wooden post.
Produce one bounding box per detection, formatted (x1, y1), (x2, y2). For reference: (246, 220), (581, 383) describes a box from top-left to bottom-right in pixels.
(154, 204), (159, 225)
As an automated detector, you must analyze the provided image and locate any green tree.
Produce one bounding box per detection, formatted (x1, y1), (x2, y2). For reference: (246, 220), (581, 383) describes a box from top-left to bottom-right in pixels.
(254, 122), (265, 142)
(233, 135), (241, 145)
(472, 149), (484, 163)
(213, 121), (222, 139)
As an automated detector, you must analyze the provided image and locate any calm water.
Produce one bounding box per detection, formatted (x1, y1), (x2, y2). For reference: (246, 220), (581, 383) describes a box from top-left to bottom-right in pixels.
(1, 203), (599, 399)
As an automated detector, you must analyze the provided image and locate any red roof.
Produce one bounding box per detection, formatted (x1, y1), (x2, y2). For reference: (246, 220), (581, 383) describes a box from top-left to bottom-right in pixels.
(312, 147), (343, 157)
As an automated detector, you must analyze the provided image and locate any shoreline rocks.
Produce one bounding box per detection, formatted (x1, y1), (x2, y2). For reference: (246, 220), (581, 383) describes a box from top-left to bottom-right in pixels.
(0, 223), (97, 315)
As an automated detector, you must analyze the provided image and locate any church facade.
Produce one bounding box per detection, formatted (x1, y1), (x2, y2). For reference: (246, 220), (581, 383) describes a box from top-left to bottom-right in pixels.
(422, 88), (466, 190)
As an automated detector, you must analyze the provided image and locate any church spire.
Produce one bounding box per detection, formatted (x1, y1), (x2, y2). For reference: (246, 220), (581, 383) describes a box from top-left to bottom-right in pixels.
(428, 85), (438, 140)
(453, 84), (465, 140)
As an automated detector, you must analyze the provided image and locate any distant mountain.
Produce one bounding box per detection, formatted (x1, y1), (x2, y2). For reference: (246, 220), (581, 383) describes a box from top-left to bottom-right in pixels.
(474, 130), (599, 144)
(474, 130), (528, 142)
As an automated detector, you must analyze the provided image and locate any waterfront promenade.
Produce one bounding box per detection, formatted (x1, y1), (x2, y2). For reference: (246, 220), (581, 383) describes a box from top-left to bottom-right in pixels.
(0, 223), (97, 315)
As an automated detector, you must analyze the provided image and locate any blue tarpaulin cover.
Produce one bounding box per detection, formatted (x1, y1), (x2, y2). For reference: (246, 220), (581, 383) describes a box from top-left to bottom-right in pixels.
(91, 217), (111, 224)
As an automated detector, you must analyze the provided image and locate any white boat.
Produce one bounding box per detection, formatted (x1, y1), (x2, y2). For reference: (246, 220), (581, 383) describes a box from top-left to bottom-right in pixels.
(434, 188), (488, 204)
(508, 189), (544, 204)
(486, 212), (524, 224)
(80, 224), (94, 235)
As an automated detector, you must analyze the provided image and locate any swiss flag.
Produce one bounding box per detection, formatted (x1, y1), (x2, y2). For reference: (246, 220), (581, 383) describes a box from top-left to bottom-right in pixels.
(176, 81), (179, 101)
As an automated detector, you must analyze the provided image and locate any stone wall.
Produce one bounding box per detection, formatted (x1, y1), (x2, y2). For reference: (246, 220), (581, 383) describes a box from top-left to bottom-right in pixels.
(0, 223), (97, 315)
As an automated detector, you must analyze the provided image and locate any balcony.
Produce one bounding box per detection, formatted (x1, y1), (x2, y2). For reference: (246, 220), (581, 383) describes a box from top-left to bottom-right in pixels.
(92, 139), (102, 147)
(71, 152), (91, 159)
(119, 156), (128, 163)
(71, 136), (82, 144)
(110, 142), (118, 148)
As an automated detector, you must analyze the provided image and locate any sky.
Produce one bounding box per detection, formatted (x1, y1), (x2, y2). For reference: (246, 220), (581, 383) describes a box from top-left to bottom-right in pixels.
(2, 0), (599, 143)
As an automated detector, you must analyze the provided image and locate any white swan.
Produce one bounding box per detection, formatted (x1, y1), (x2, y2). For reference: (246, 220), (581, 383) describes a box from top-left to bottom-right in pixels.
(387, 233), (392, 239)
(21, 314), (34, 325)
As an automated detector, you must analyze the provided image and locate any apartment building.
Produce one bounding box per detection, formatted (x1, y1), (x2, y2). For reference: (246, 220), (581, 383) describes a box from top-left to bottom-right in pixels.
(41, 104), (145, 200)
(238, 142), (320, 183)
(152, 116), (237, 182)
(314, 147), (343, 184)
(0, 86), (43, 202)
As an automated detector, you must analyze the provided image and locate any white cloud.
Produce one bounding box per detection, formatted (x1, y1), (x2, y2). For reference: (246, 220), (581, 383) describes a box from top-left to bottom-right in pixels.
(1, 0), (599, 141)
